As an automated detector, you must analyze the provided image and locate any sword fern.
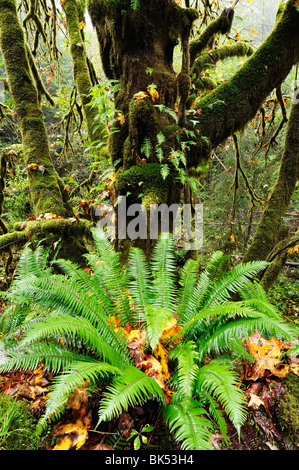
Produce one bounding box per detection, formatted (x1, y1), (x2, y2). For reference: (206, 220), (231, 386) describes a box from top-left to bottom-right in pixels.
(0, 230), (297, 450)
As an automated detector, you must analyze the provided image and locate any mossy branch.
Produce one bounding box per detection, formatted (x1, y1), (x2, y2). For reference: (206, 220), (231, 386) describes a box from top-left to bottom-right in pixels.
(187, 0), (299, 168)
(192, 42), (254, 82)
(189, 7), (235, 67)
(22, 0), (48, 45)
(0, 218), (93, 255)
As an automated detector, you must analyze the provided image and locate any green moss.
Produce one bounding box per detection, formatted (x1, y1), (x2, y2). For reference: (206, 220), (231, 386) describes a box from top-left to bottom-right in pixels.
(186, 0), (299, 169)
(276, 374), (299, 446)
(189, 8), (235, 66)
(115, 163), (172, 208)
(192, 42), (254, 82)
(0, 394), (45, 450)
(63, 0), (105, 145)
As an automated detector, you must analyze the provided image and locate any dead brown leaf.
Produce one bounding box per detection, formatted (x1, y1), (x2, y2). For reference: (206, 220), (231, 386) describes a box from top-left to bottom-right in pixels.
(243, 331), (294, 380)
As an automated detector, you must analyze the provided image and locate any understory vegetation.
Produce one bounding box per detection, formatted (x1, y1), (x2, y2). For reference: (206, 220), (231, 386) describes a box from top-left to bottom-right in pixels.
(0, 0), (298, 452)
(0, 230), (298, 450)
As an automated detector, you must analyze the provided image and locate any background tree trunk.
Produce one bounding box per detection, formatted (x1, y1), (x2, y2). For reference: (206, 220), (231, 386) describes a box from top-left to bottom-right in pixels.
(243, 102), (299, 289)
(0, 0), (66, 217)
(63, 0), (105, 146)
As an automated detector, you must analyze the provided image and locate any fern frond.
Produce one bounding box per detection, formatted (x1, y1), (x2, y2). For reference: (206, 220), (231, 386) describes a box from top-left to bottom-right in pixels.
(39, 361), (120, 428)
(98, 366), (166, 423)
(9, 275), (130, 359)
(13, 243), (50, 281)
(130, 0), (140, 9)
(195, 360), (247, 435)
(19, 313), (129, 367)
(52, 258), (115, 318)
(180, 251), (227, 324)
(91, 228), (131, 318)
(0, 303), (30, 335)
(199, 390), (229, 442)
(169, 341), (199, 407)
(203, 260), (269, 307)
(150, 233), (177, 311)
(128, 247), (152, 321)
(176, 259), (198, 320)
(145, 305), (173, 350)
(0, 342), (91, 374)
(182, 301), (262, 340)
(196, 316), (298, 361)
(164, 399), (213, 450)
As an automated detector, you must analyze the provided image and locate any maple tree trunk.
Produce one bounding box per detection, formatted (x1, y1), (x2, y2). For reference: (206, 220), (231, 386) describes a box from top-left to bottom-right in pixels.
(0, 0), (66, 217)
(87, 0), (299, 256)
(62, 0), (105, 145)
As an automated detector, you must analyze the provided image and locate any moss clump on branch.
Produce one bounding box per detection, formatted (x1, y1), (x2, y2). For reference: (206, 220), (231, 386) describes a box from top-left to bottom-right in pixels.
(189, 7), (235, 67)
(191, 42), (254, 83)
(115, 163), (172, 208)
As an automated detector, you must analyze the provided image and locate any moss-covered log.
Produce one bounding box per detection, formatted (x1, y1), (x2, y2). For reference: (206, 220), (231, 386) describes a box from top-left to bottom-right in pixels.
(0, 0), (65, 217)
(62, 0), (105, 145)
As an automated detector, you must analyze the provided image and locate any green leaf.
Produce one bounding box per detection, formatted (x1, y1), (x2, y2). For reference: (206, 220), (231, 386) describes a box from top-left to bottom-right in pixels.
(145, 304), (173, 350)
(195, 361), (247, 435)
(134, 435), (141, 450)
(141, 137), (152, 158)
(169, 341), (199, 407)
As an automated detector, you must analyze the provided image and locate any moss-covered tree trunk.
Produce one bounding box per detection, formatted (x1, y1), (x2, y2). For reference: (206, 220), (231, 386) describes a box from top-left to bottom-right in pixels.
(87, 0), (299, 254)
(0, 0), (65, 217)
(62, 0), (105, 145)
(243, 102), (299, 289)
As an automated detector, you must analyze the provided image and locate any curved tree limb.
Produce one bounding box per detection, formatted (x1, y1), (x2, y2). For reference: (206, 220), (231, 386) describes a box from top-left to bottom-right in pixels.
(186, 0), (299, 168)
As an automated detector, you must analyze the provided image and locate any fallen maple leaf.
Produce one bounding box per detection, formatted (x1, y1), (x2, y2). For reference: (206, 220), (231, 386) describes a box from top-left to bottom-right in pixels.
(247, 393), (264, 410)
(53, 386), (92, 450)
(243, 331), (295, 380)
(160, 317), (182, 344)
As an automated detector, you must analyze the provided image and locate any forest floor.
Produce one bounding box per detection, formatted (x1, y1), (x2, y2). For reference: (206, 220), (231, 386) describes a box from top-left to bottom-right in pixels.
(0, 328), (298, 451)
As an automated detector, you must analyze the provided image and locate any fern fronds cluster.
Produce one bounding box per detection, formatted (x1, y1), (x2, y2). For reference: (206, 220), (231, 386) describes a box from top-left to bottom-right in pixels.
(0, 230), (298, 449)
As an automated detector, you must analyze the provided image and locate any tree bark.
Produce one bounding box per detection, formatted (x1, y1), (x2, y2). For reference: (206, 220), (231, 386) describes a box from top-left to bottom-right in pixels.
(62, 0), (105, 145)
(0, 0), (65, 217)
